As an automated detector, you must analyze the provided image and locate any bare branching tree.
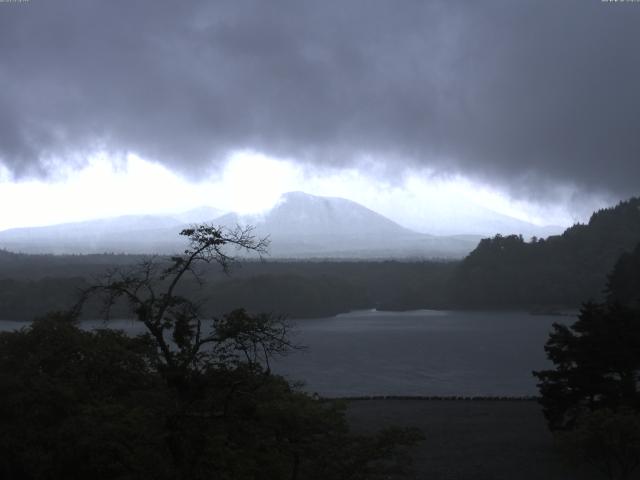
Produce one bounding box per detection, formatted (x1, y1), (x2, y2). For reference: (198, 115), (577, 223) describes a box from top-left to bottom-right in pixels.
(76, 224), (293, 380)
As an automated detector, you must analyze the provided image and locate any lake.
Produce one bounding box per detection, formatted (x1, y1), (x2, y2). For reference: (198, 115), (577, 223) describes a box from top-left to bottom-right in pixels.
(0, 310), (571, 398)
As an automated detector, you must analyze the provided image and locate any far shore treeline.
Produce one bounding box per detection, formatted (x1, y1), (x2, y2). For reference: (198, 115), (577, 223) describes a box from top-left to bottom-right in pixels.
(1, 197), (639, 320)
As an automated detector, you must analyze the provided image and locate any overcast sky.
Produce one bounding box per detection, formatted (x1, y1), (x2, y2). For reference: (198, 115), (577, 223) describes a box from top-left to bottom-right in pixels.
(0, 0), (638, 231)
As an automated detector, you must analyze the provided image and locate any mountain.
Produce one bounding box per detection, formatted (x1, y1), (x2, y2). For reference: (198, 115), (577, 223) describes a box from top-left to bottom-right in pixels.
(0, 193), (480, 258)
(211, 192), (480, 258)
(173, 206), (225, 224)
(451, 197), (640, 308)
(0, 208), (220, 254)
(228, 191), (416, 237)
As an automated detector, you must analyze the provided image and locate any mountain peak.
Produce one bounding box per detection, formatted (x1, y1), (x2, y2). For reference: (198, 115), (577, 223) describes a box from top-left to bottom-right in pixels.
(174, 206), (225, 224)
(277, 191), (354, 206)
(280, 191), (312, 200)
(263, 191), (413, 238)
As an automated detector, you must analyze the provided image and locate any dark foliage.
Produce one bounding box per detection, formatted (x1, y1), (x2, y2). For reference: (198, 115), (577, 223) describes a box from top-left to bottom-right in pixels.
(557, 408), (640, 480)
(534, 242), (640, 431)
(606, 242), (640, 310)
(0, 225), (422, 479)
(0, 258), (455, 320)
(453, 197), (640, 309)
(534, 302), (640, 430)
(534, 243), (640, 478)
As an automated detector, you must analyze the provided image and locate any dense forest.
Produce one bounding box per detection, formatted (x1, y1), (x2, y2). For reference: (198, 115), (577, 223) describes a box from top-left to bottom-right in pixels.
(1, 197), (639, 320)
(0, 255), (455, 320)
(452, 197), (640, 309)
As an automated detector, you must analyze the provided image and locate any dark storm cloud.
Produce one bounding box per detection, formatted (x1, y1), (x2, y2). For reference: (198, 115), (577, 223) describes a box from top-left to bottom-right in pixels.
(1, 0), (639, 197)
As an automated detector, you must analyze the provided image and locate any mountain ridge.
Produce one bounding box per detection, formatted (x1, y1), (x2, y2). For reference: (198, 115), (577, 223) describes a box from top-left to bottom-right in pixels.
(0, 191), (551, 258)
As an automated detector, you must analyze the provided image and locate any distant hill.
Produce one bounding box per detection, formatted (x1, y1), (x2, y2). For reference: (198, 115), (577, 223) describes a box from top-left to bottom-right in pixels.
(0, 215), (183, 254)
(451, 197), (640, 308)
(0, 207), (225, 254)
(0, 192), (481, 259)
(211, 192), (481, 259)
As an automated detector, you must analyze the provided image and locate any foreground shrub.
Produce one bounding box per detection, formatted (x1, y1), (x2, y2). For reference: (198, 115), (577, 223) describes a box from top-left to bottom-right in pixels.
(557, 408), (640, 480)
(0, 315), (422, 479)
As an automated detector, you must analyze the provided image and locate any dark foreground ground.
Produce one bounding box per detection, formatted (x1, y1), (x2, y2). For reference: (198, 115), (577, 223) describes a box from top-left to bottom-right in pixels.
(346, 399), (604, 480)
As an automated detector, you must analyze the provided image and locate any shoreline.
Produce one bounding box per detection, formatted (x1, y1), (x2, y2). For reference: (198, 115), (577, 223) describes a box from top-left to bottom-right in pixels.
(331, 395), (541, 401)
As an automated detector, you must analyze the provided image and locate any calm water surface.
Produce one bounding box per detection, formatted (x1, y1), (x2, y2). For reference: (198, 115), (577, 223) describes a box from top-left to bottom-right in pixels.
(274, 310), (572, 397)
(0, 310), (571, 397)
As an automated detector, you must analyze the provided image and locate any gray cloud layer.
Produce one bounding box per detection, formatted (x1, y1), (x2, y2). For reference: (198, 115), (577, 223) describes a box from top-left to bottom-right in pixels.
(1, 0), (639, 198)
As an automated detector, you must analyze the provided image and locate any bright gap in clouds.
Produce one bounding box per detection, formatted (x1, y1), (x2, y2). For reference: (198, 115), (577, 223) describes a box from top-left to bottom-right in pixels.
(0, 151), (578, 234)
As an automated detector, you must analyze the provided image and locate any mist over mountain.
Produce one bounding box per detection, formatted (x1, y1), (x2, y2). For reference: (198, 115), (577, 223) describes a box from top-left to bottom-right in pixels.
(0, 191), (559, 258)
(401, 200), (563, 238)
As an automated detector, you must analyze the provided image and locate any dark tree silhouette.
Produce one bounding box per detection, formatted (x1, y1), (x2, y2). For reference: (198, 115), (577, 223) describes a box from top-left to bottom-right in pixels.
(557, 408), (640, 480)
(606, 242), (640, 310)
(0, 224), (423, 479)
(534, 242), (640, 430)
(78, 224), (284, 384)
(534, 243), (640, 479)
(534, 301), (640, 430)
